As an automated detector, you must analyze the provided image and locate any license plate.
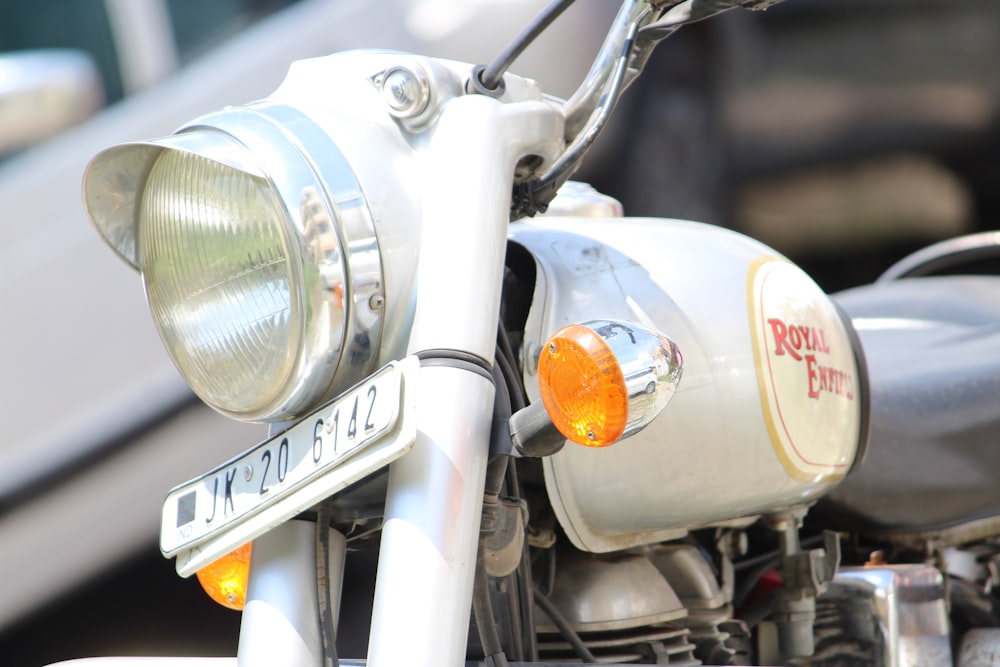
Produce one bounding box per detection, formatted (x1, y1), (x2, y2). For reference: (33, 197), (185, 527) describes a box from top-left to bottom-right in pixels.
(161, 356), (418, 577)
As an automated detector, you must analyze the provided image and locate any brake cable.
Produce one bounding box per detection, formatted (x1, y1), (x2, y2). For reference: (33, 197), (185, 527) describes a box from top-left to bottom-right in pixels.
(475, 0), (578, 92)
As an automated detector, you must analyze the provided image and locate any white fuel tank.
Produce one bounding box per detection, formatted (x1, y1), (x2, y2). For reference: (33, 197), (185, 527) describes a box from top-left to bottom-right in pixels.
(509, 214), (867, 553)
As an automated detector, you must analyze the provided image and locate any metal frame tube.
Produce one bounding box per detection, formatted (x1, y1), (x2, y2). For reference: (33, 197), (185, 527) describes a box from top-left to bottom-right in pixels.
(366, 94), (564, 667)
(368, 365), (495, 666)
(237, 520), (346, 667)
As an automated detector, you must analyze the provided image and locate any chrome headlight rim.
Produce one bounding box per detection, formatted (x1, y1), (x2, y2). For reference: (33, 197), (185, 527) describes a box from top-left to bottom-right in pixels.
(83, 103), (384, 422)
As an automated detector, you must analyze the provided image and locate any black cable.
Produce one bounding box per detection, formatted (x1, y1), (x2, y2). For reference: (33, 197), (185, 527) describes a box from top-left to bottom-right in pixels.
(496, 326), (527, 412)
(732, 534), (828, 609)
(733, 557), (781, 611)
(544, 546), (557, 598)
(504, 444), (537, 661)
(510, 2), (637, 219)
(533, 589), (596, 662)
(473, 547), (510, 667)
(733, 549), (783, 574)
(502, 570), (525, 662)
(517, 532), (539, 661)
(739, 590), (777, 629)
(493, 331), (538, 659)
(505, 456), (521, 499)
(486, 360), (514, 496)
(316, 506), (340, 667)
(479, 0), (578, 90)
(496, 319), (518, 360)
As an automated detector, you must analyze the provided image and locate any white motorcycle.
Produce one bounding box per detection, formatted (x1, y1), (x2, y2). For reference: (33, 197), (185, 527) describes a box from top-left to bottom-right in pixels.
(67, 0), (1000, 665)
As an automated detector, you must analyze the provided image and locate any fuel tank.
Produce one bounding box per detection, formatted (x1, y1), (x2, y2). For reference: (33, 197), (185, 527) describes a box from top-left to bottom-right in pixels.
(509, 207), (868, 553)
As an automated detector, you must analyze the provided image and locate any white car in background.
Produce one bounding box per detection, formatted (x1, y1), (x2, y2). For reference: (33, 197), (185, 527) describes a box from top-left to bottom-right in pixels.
(0, 0), (613, 661)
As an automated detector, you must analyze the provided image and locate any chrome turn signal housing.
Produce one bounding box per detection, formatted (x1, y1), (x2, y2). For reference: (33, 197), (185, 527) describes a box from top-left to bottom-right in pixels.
(83, 103), (384, 422)
(537, 319), (682, 447)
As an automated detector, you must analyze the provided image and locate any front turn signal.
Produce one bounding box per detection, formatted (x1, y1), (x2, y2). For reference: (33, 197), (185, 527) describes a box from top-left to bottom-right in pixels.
(537, 320), (683, 448)
(196, 541), (252, 610)
(538, 323), (628, 446)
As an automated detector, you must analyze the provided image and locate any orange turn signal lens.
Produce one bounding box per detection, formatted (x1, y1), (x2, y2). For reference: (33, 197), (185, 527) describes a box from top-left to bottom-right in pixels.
(196, 542), (252, 610)
(537, 323), (628, 447)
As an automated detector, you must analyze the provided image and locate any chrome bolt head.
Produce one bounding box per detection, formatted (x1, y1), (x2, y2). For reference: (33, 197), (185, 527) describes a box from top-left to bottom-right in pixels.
(381, 66), (429, 118)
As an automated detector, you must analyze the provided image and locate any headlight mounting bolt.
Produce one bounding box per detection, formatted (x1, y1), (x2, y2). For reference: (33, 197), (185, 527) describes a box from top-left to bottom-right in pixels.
(381, 65), (430, 119)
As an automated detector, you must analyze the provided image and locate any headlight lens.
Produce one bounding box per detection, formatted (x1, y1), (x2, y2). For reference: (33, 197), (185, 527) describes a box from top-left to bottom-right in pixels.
(83, 104), (384, 423)
(140, 149), (300, 417)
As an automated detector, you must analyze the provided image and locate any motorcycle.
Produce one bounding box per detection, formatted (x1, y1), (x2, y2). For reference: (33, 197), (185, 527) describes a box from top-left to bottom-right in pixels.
(63, 0), (1000, 665)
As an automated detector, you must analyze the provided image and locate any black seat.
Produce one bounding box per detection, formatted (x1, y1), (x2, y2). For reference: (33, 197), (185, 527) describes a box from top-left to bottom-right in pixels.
(820, 275), (1000, 537)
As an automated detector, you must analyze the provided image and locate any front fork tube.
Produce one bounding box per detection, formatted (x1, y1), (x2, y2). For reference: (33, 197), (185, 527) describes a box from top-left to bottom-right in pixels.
(364, 93), (561, 666)
(367, 363), (495, 666)
(236, 364), (495, 667)
(237, 520), (347, 667)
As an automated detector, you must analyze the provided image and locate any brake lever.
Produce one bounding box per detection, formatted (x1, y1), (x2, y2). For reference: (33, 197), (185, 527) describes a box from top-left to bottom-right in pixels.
(633, 0), (786, 69)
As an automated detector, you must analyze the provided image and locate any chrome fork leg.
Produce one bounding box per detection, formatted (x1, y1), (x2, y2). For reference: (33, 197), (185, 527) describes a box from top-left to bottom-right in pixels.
(367, 363), (494, 667)
(237, 520), (346, 667)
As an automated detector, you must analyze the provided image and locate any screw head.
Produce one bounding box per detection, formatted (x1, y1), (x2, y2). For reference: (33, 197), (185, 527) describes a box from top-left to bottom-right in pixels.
(381, 66), (429, 118)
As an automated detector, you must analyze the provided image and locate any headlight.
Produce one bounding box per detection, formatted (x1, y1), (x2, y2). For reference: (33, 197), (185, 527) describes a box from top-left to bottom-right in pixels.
(83, 103), (384, 422)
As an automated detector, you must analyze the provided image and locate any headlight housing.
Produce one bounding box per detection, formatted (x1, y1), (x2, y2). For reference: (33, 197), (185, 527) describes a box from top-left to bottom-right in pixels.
(83, 103), (384, 422)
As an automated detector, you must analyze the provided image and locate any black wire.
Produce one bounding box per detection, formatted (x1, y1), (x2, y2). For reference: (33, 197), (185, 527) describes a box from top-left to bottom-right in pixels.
(517, 533), (539, 661)
(733, 557), (780, 611)
(316, 507), (340, 667)
(487, 360), (515, 496)
(739, 590), (777, 629)
(502, 569), (525, 662)
(493, 331), (540, 660)
(732, 534), (829, 610)
(504, 437), (538, 661)
(473, 547), (509, 666)
(505, 456), (521, 498)
(544, 546), (557, 598)
(496, 326), (527, 412)
(476, 341), (526, 663)
(513, 7), (637, 219)
(533, 589), (596, 663)
(480, 0), (578, 90)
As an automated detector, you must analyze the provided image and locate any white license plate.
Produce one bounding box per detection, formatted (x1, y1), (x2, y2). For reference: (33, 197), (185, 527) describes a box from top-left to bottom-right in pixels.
(161, 356), (418, 577)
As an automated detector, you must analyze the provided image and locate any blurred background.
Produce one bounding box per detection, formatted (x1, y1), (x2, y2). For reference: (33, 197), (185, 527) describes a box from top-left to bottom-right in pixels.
(0, 0), (997, 664)
(584, 0), (1000, 291)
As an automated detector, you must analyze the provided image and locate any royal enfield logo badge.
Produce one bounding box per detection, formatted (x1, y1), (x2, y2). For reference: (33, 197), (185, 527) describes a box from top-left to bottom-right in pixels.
(747, 257), (861, 482)
(767, 318), (856, 401)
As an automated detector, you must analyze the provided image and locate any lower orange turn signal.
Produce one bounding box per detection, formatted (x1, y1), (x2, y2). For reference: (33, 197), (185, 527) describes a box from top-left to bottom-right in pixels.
(196, 541), (252, 610)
